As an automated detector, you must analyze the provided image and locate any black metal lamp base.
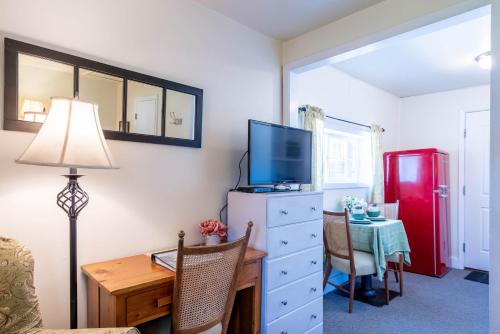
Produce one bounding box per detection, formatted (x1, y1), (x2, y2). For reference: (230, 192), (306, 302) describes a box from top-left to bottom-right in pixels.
(57, 167), (89, 329)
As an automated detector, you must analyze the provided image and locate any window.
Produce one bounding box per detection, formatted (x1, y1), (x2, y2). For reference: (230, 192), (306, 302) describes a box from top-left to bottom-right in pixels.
(323, 125), (372, 188)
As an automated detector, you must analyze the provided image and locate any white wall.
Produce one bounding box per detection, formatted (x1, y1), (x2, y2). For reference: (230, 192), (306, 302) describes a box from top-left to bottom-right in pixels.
(399, 85), (490, 267)
(0, 0), (281, 329)
(294, 66), (400, 210)
(490, 1), (500, 332)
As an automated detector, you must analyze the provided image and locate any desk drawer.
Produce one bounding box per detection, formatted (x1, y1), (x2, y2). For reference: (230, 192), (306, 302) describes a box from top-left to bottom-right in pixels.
(266, 246), (322, 290)
(266, 298), (323, 334)
(267, 194), (322, 227)
(266, 271), (323, 322)
(267, 220), (322, 259)
(238, 260), (259, 288)
(126, 284), (173, 326)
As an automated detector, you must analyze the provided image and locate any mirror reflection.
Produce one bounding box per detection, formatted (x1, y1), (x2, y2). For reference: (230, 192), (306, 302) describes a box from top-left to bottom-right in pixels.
(79, 69), (124, 131)
(127, 80), (163, 136)
(165, 89), (196, 140)
(18, 54), (73, 122)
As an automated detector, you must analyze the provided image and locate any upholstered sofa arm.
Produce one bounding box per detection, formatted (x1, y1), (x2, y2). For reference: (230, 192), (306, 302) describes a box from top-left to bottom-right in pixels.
(29, 328), (140, 334)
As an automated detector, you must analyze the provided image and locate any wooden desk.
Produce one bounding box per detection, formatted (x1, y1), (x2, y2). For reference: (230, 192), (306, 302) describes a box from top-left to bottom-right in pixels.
(82, 248), (265, 333)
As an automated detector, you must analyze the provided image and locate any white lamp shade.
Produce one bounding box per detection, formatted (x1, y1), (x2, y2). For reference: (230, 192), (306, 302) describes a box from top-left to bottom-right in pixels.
(16, 98), (118, 169)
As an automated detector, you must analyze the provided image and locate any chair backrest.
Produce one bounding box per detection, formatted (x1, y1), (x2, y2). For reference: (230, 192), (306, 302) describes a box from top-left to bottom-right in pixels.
(376, 201), (399, 220)
(0, 237), (43, 333)
(172, 222), (252, 334)
(323, 210), (354, 268)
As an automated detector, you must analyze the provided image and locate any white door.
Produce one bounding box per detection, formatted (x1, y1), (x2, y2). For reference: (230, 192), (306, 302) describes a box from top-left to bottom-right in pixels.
(133, 96), (159, 135)
(464, 110), (490, 271)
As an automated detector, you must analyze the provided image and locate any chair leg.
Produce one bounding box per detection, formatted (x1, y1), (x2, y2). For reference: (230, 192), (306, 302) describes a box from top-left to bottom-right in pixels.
(384, 271), (389, 305)
(323, 260), (332, 289)
(394, 270), (399, 282)
(348, 274), (355, 313)
(398, 255), (404, 297)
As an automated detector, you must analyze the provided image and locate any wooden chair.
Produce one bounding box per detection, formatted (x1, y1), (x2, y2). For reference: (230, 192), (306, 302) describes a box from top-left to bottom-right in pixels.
(377, 201), (404, 296)
(323, 210), (389, 313)
(172, 222), (253, 334)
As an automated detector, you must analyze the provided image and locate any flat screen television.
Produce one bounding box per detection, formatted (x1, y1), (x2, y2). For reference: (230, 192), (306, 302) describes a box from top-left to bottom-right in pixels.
(248, 120), (312, 186)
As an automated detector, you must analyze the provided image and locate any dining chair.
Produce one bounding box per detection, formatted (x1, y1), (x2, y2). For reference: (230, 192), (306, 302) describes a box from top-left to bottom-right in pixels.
(171, 221), (253, 334)
(377, 201), (404, 296)
(323, 210), (389, 313)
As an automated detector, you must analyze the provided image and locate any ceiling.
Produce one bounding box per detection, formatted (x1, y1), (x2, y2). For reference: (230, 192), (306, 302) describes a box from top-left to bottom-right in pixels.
(331, 8), (491, 97)
(194, 0), (384, 40)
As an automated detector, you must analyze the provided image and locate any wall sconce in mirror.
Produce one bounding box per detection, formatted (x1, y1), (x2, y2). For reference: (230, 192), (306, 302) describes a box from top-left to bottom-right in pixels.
(4, 38), (203, 148)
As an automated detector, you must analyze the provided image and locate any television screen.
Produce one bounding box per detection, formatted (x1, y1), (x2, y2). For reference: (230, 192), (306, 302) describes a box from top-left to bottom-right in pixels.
(248, 120), (312, 185)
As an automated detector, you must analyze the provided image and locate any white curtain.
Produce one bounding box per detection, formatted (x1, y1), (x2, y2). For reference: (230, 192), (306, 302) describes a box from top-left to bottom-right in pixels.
(370, 124), (384, 203)
(301, 105), (325, 192)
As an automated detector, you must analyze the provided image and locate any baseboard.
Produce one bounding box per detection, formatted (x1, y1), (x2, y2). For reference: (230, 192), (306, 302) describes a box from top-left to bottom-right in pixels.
(451, 256), (463, 269)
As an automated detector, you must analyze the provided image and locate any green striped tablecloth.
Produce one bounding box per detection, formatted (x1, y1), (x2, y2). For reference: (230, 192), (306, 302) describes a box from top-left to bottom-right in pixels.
(349, 219), (411, 280)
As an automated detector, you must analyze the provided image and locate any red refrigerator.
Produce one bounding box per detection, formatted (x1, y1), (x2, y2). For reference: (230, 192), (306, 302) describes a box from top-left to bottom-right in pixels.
(384, 148), (451, 277)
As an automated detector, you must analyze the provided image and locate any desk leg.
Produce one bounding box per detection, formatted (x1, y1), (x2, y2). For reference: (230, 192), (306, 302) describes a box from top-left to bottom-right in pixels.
(228, 259), (262, 334)
(87, 279), (99, 328)
(253, 259), (262, 334)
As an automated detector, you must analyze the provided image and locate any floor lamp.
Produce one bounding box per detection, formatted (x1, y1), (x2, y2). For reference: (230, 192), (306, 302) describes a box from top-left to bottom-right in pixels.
(16, 97), (118, 329)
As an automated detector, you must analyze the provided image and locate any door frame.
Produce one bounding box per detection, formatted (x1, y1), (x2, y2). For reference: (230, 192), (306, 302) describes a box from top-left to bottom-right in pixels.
(458, 109), (490, 270)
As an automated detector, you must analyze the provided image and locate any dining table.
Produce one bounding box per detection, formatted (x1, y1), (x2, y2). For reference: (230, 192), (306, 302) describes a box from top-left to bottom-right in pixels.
(349, 218), (411, 297)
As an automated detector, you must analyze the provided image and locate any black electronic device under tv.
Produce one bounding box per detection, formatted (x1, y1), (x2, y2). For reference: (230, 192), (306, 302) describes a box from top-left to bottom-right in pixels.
(248, 120), (312, 186)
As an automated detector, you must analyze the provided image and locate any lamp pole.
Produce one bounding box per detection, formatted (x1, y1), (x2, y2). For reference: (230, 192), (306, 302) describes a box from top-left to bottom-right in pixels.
(56, 167), (89, 329)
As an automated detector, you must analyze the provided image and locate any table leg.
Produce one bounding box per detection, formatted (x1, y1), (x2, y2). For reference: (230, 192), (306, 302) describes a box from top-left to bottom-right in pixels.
(359, 275), (376, 297)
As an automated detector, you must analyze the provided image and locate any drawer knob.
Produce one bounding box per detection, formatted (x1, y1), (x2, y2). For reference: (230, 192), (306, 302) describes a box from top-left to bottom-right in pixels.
(311, 314), (318, 319)
(280, 209), (289, 215)
(281, 240), (289, 245)
(311, 287), (317, 292)
(281, 270), (288, 275)
(281, 300), (288, 306)
(311, 260), (317, 265)
(311, 206), (317, 211)
(311, 233), (318, 238)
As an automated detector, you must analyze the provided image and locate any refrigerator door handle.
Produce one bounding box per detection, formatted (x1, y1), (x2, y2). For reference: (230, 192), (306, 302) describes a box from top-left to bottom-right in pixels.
(433, 188), (449, 198)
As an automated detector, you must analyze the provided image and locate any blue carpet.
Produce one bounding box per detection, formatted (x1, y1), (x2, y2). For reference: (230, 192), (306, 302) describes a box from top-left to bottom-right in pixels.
(323, 269), (488, 334)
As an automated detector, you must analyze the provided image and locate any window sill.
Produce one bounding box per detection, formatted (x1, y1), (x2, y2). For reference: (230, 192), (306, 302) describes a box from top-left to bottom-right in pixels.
(323, 183), (370, 190)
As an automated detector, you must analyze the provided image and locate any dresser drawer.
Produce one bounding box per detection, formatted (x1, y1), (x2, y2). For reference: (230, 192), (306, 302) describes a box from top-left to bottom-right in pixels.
(266, 271), (323, 322)
(266, 298), (323, 334)
(304, 323), (323, 334)
(267, 220), (322, 259)
(265, 246), (322, 290)
(267, 194), (322, 227)
(126, 284), (173, 326)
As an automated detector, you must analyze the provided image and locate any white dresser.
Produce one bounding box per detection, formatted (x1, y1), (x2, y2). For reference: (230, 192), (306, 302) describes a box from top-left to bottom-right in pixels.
(228, 191), (323, 334)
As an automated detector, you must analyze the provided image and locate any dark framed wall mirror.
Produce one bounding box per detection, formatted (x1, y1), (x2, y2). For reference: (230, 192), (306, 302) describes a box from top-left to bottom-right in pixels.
(4, 38), (203, 147)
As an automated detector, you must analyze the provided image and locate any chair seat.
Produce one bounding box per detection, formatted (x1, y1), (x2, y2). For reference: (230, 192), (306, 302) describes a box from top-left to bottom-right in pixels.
(331, 250), (376, 276)
(386, 252), (402, 262)
(137, 316), (222, 334)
